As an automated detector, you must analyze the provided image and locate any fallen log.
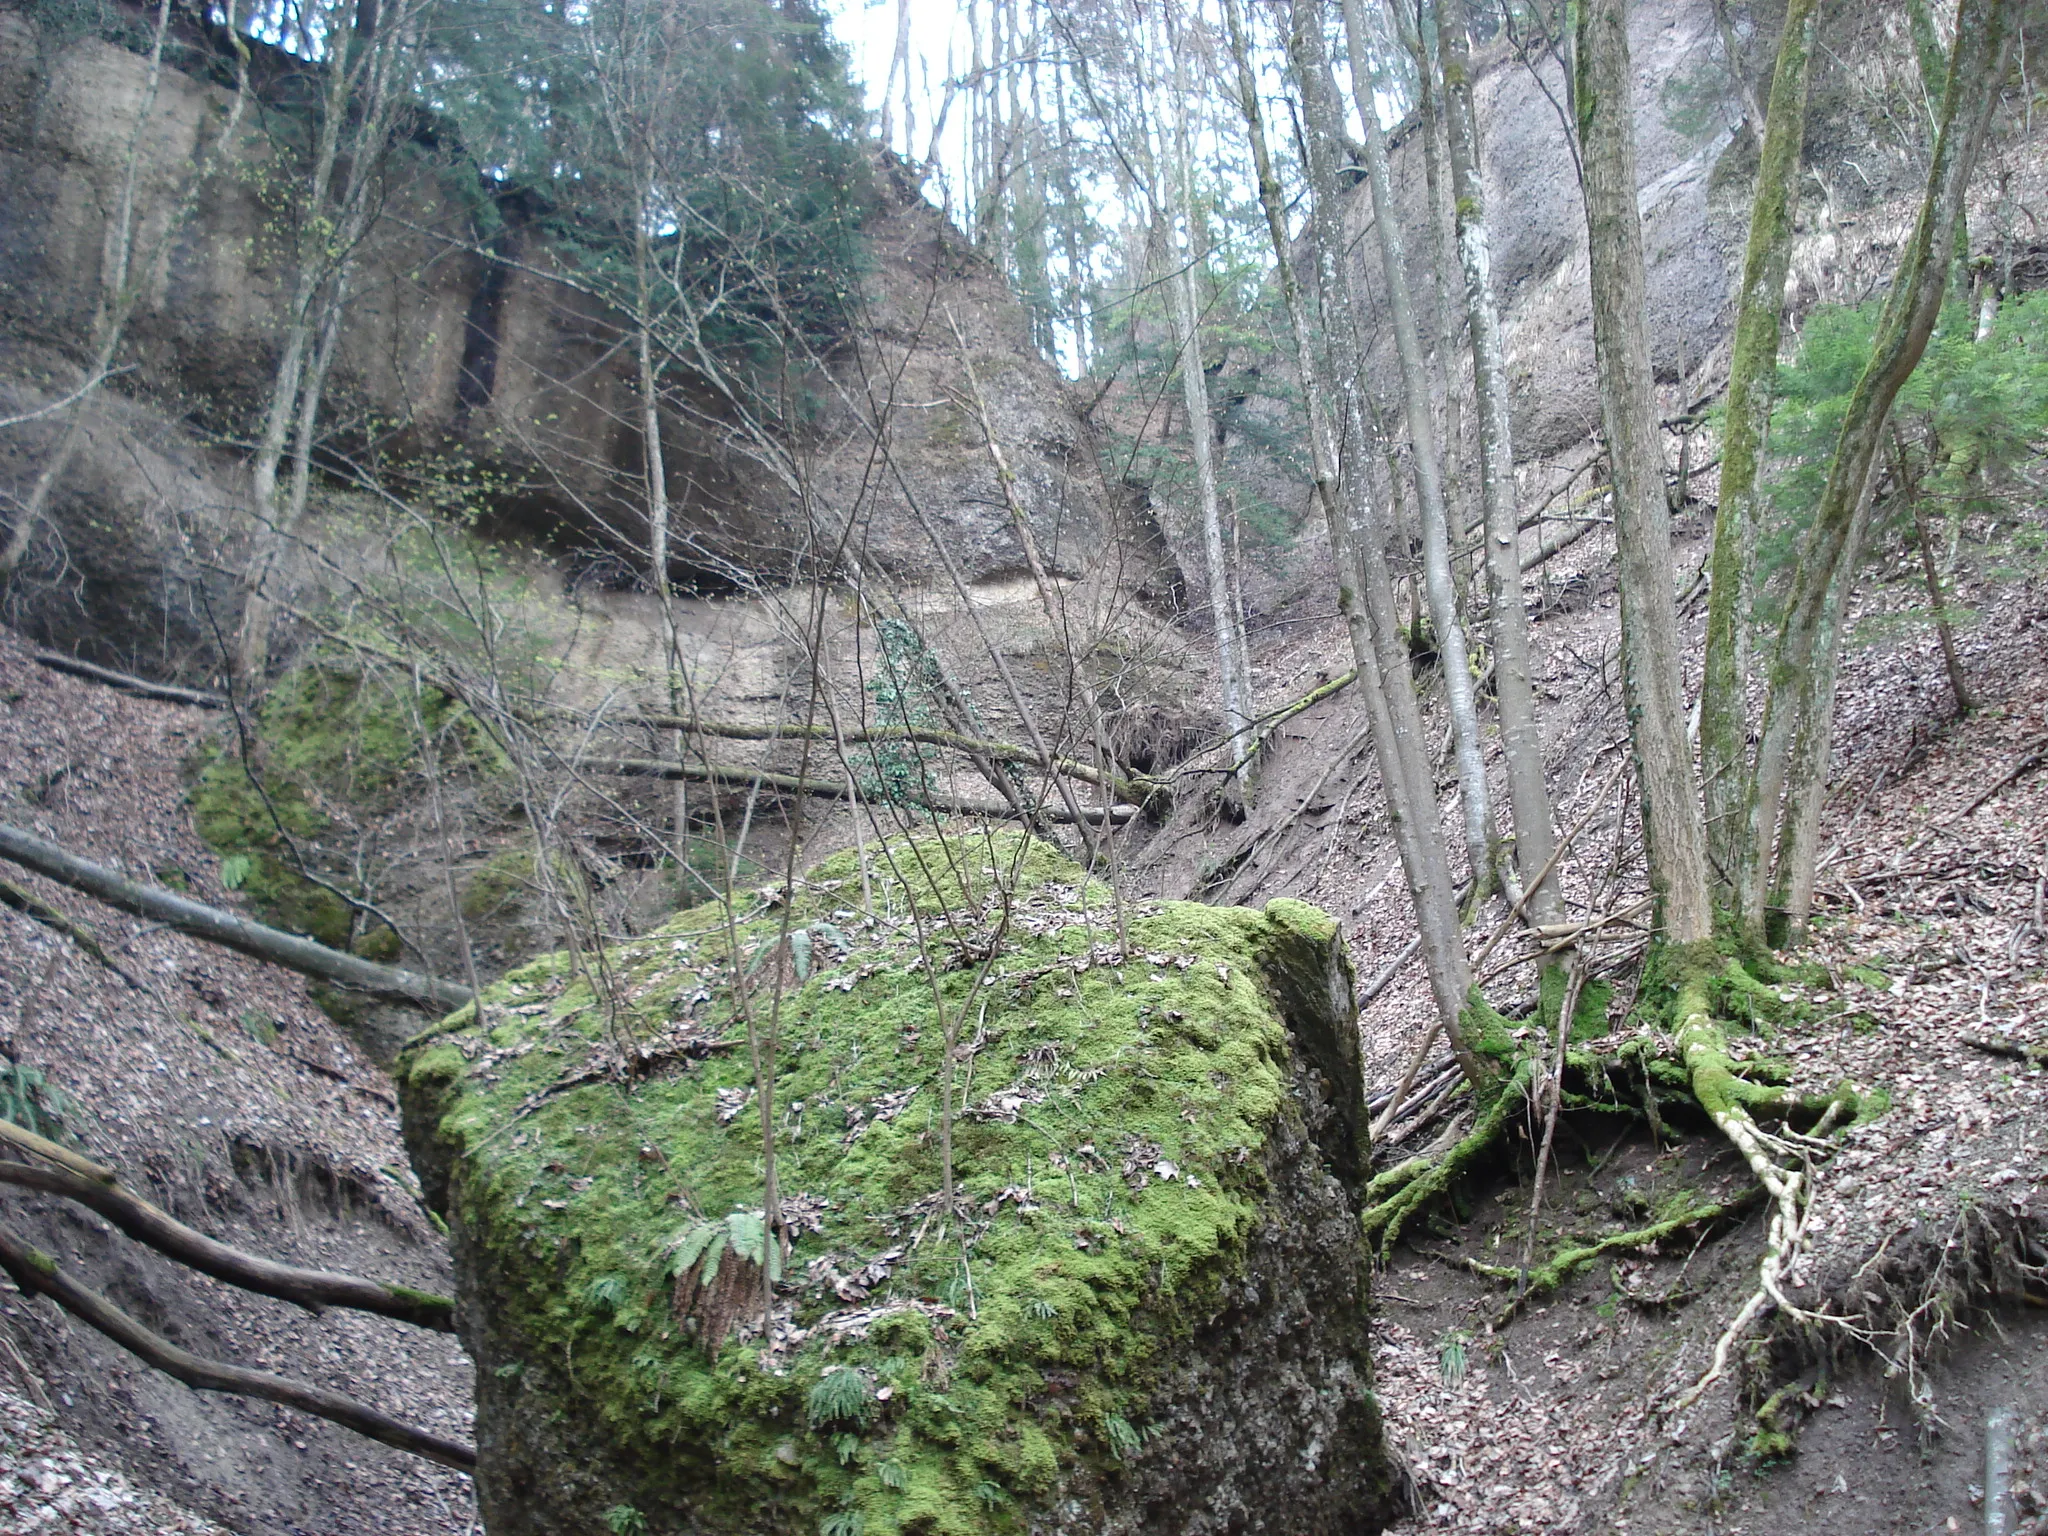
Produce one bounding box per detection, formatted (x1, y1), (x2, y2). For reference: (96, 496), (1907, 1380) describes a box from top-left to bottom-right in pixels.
(0, 1221), (475, 1470)
(31, 650), (227, 709)
(581, 758), (1137, 825)
(0, 824), (470, 1012)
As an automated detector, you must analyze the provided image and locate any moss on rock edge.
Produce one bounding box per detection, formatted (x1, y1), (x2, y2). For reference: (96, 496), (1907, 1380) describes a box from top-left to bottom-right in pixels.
(400, 832), (1397, 1536)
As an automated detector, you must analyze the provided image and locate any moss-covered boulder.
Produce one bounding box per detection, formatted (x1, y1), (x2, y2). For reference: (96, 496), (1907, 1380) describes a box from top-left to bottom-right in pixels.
(399, 832), (1400, 1536)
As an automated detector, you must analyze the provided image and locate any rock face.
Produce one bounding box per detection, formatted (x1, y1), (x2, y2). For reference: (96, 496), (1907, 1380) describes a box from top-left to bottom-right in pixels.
(0, 12), (1165, 671)
(400, 833), (1399, 1536)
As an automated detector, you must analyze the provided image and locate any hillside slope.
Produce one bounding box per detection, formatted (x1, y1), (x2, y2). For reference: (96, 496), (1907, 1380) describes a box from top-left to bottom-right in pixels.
(0, 631), (473, 1535)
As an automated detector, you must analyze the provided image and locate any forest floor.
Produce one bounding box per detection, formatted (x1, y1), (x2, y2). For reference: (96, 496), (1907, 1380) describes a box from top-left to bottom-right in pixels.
(0, 506), (2044, 1534)
(0, 631), (475, 1535)
(1132, 513), (2048, 1534)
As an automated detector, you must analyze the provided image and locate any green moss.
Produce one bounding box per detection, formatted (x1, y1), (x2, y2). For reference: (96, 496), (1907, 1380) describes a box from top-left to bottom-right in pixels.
(189, 664), (481, 947)
(462, 849), (538, 921)
(401, 832), (1342, 1534)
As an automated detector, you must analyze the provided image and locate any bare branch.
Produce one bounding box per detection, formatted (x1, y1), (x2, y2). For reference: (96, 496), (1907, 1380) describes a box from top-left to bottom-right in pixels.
(0, 1148), (455, 1333)
(0, 1222), (475, 1470)
(0, 823), (471, 1012)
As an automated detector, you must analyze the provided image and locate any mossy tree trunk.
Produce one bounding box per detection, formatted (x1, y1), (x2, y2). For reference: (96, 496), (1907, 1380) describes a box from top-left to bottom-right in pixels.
(1699, 0), (1821, 908)
(1575, 0), (1714, 944)
(1741, 0), (2018, 938)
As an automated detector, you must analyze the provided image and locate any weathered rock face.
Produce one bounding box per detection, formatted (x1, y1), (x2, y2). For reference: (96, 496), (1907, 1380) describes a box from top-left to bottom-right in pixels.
(400, 833), (1399, 1536)
(1331, 0), (1951, 466)
(0, 10), (1166, 671)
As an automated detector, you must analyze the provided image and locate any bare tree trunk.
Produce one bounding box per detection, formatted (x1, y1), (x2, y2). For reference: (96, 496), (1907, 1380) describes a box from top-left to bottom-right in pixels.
(1225, 0), (1484, 1087)
(883, 0), (913, 151)
(1336, 0), (1498, 897)
(1699, 0), (1820, 903)
(1161, 6), (1255, 782)
(1407, 3), (1472, 591)
(237, 12), (354, 680)
(1576, 0), (1714, 944)
(237, 0), (419, 681)
(1768, 477), (1876, 944)
(1741, 0), (2017, 935)
(1905, 451), (1973, 718)
(1438, 0), (1564, 928)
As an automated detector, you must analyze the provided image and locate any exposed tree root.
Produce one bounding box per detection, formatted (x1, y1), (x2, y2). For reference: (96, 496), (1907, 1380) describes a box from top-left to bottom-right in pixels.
(1363, 940), (1876, 1414)
(1661, 952), (1867, 1420)
(1461, 1186), (1767, 1327)
(1362, 1057), (1535, 1256)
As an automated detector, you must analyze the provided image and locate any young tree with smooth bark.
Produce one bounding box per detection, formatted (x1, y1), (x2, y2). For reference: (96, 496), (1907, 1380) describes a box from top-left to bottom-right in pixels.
(1336, 0), (1499, 897)
(1221, 0), (1484, 1087)
(1435, 0), (1568, 929)
(1741, 0), (2017, 939)
(1574, 0), (1713, 944)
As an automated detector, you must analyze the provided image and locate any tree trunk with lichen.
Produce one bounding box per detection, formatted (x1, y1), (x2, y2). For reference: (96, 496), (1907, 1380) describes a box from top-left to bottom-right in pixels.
(1575, 0), (1714, 944)
(1700, 0), (1821, 906)
(1741, 0), (2019, 937)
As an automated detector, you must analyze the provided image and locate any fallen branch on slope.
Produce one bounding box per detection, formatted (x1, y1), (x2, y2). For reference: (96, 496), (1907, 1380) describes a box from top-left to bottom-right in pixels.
(0, 1138), (454, 1331)
(581, 759), (1136, 825)
(0, 1221), (475, 1470)
(0, 824), (471, 1011)
(30, 650), (228, 709)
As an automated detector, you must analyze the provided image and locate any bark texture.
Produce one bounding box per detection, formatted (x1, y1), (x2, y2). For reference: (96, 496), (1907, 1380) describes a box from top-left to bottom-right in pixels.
(1576, 0), (1713, 944)
(1699, 0), (1820, 902)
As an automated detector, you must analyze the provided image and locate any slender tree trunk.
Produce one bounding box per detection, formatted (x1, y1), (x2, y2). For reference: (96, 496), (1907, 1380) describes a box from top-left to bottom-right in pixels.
(237, 9), (354, 680)
(1741, 0), (2016, 935)
(1051, 63), (1090, 369)
(1225, 0), (1484, 1087)
(1161, 8), (1254, 781)
(1576, 0), (1714, 944)
(1413, 5), (1472, 596)
(1699, 0), (1820, 903)
(1335, 0), (1498, 897)
(883, 0), (913, 151)
(1438, 0), (1564, 928)
(1901, 439), (1972, 717)
(1767, 474), (1877, 943)
(634, 219), (695, 860)
(237, 0), (416, 680)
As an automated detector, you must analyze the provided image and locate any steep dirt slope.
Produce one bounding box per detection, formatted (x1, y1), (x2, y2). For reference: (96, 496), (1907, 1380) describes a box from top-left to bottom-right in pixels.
(1128, 488), (2048, 1531)
(0, 631), (474, 1534)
